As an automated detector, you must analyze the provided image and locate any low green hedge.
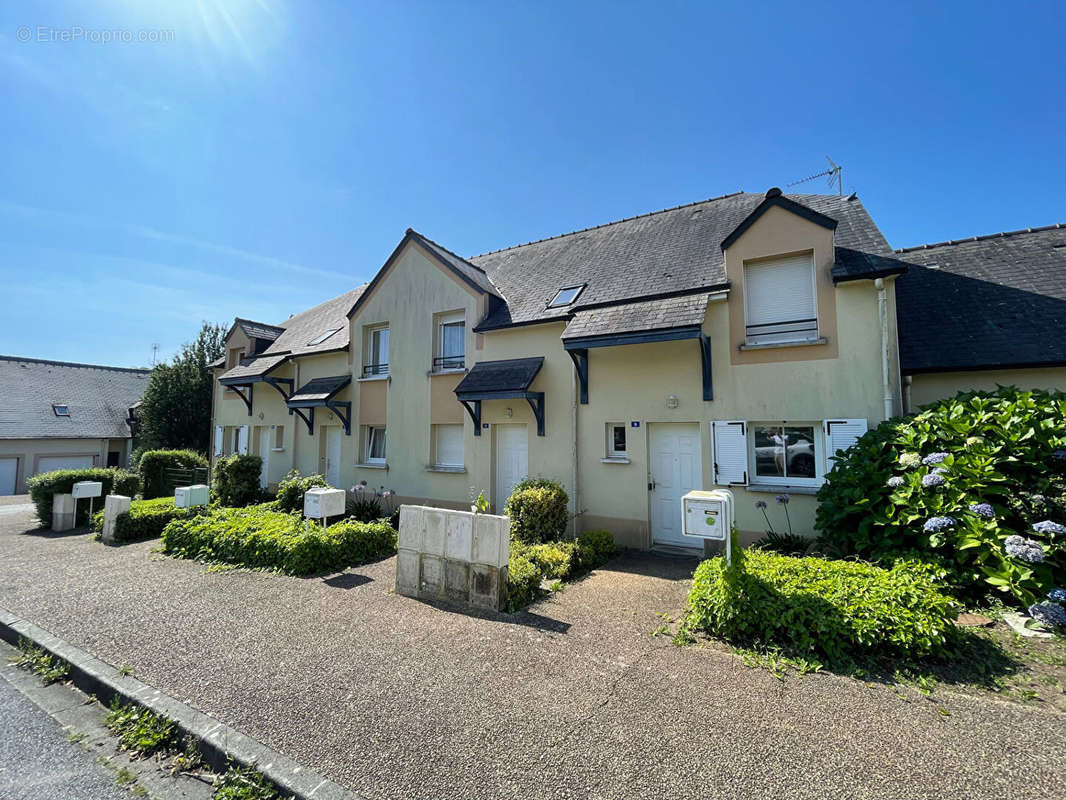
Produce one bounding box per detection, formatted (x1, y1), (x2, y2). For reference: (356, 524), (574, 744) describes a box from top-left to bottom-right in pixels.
(507, 529), (619, 611)
(138, 449), (207, 499)
(161, 506), (396, 575)
(685, 544), (959, 667)
(27, 468), (139, 528)
(211, 454), (263, 507)
(91, 497), (191, 543)
(504, 478), (569, 544)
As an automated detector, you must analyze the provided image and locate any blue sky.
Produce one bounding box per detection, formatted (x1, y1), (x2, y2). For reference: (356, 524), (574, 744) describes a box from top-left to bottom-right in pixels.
(1, 0), (1063, 367)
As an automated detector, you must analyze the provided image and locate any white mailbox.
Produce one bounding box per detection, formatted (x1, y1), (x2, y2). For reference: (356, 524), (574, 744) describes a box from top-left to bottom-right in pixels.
(71, 481), (103, 499)
(175, 484), (210, 508)
(304, 487), (346, 520)
(682, 489), (734, 541)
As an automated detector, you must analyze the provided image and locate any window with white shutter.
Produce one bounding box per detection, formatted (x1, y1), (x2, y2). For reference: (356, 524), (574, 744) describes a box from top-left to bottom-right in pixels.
(237, 425), (249, 455)
(824, 419), (868, 470)
(743, 253), (818, 344)
(712, 421), (748, 486)
(214, 426), (224, 457)
(433, 424), (464, 468)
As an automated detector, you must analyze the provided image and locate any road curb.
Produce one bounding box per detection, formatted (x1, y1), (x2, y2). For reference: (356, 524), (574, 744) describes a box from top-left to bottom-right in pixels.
(0, 607), (361, 800)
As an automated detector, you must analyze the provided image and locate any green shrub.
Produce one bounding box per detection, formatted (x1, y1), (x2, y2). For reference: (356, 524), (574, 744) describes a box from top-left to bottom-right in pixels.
(685, 546), (959, 667)
(138, 449), (207, 499)
(815, 387), (1066, 606)
(161, 506), (396, 575)
(212, 454), (263, 507)
(578, 529), (620, 562)
(27, 468), (139, 527)
(272, 470), (330, 513)
(506, 551), (543, 611)
(507, 530), (619, 610)
(91, 497), (191, 543)
(348, 498), (382, 522)
(523, 542), (574, 580)
(504, 478), (569, 543)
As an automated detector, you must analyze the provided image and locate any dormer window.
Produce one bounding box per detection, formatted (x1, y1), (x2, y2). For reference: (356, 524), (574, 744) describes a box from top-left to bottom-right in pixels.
(53, 404), (69, 416)
(308, 328), (341, 346)
(548, 284), (585, 308)
(743, 253), (818, 345)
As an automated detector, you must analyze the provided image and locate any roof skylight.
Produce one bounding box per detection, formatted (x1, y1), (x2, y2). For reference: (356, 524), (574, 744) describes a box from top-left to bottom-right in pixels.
(548, 285), (585, 308)
(53, 404), (69, 416)
(307, 328), (341, 346)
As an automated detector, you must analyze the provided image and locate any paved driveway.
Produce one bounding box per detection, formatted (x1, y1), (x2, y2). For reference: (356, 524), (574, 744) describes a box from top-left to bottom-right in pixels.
(0, 507), (1062, 800)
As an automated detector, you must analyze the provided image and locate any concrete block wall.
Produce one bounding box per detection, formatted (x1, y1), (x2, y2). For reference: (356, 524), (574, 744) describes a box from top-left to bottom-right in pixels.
(396, 505), (510, 611)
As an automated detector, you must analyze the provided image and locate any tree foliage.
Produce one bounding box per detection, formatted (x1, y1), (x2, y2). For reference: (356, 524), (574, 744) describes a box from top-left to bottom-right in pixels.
(135, 322), (226, 455)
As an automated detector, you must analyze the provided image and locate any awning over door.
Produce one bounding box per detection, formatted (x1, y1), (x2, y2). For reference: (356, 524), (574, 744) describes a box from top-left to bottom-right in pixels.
(286, 375), (352, 435)
(454, 357), (545, 436)
(560, 293), (713, 404)
(218, 353), (293, 416)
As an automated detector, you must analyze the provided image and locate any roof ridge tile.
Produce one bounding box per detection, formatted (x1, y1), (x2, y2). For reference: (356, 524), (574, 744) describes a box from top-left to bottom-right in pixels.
(896, 222), (1066, 253)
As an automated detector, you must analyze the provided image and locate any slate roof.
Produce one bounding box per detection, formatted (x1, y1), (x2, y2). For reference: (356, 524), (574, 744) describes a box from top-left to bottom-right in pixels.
(235, 319), (285, 342)
(411, 231), (502, 298)
(895, 224), (1066, 373)
(469, 191), (895, 330)
(454, 358), (544, 397)
(562, 293), (711, 341)
(0, 356), (149, 440)
(218, 353), (289, 385)
(288, 375), (352, 405)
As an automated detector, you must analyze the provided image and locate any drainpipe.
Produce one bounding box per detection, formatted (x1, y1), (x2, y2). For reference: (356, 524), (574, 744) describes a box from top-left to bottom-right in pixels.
(875, 278), (893, 420)
(570, 351), (579, 537)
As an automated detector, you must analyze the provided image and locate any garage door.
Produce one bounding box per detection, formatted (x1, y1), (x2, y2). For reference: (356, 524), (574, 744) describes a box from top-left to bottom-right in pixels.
(36, 455), (95, 475)
(0, 458), (17, 496)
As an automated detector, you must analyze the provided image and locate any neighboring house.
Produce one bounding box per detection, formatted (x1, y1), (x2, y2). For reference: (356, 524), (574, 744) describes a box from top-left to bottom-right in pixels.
(0, 356), (149, 495)
(895, 224), (1066, 408)
(213, 188), (911, 548)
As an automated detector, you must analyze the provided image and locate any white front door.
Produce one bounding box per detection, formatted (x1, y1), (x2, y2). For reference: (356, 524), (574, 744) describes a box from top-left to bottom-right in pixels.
(258, 428), (271, 489)
(0, 458), (17, 495)
(649, 423), (703, 548)
(325, 426), (342, 488)
(495, 424), (528, 511)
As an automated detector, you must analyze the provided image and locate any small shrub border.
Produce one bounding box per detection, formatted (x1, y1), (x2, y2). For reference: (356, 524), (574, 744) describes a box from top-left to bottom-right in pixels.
(507, 529), (619, 611)
(271, 470), (329, 513)
(91, 497), (193, 543)
(27, 468), (139, 527)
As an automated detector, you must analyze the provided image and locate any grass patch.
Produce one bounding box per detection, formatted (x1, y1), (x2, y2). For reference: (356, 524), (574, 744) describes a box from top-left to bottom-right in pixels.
(213, 763), (284, 800)
(11, 637), (70, 684)
(105, 697), (181, 757)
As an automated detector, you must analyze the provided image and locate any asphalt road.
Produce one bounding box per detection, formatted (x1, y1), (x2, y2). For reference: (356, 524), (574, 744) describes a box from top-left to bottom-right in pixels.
(0, 674), (128, 800)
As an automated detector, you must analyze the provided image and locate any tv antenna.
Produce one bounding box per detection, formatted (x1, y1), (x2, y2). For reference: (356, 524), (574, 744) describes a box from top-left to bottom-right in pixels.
(788, 156), (843, 196)
(151, 343), (159, 365)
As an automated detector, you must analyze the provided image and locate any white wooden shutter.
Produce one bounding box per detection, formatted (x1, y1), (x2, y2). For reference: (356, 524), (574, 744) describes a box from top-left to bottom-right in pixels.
(214, 426), (224, 457)
(824, 418), (868, 469)
(237, 425), (249, 455)
(712, 421), (748, 486)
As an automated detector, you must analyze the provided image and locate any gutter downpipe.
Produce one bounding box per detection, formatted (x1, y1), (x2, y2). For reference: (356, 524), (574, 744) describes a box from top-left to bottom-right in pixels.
(875, 278), (893, 420)
(570, 347), (579, 537)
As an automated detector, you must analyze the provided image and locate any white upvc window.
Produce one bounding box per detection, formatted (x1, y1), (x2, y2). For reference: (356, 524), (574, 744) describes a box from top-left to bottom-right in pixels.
(365, 426), (387, 464)
(749, 422), (822, 486)
(433, 424), (464, 468)
(743, 253), (818, 345)
(435, 313), (465, 370)
(272, 425), (285, 451)
(364, 325), (389, 377)
(606, 422), (627, 459)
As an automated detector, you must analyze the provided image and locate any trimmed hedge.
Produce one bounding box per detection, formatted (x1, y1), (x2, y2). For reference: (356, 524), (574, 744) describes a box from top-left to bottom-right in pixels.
(272, 470), (330, 513)
(816, 387), (1066, 606)
(507, 529), (619, 611)
(161, 506), (396, 575)
(138, 449), (207, 499)
(27, 468), (139, 528)
(211, 454), (263, 507)
(504, 478), (569, 544)
(685, 544), (959, 667)
(91, 497), (191, 543)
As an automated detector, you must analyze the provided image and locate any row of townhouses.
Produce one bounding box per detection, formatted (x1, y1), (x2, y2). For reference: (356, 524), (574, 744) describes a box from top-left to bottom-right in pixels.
(211, 189), (1066, 549)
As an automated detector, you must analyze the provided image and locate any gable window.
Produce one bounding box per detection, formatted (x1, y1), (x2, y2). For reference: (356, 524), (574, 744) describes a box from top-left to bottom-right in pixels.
(52, 404), (69, 416)
(434, 314), (465, 370)
(228, 347), (246, 368)
(433, 424), (464, 468)
(751, 423), (821, 484)
(605, 423), (627, 460)
(308, 328), (341, 346)
(743, 253), (818, 345)
(363, 325), (389, 377)
(365, 425), (387, 464)
(548, 284), (585, 308)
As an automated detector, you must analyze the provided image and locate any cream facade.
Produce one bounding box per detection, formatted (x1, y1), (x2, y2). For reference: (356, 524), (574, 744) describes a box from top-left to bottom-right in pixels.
(906, 367), (1066, 411)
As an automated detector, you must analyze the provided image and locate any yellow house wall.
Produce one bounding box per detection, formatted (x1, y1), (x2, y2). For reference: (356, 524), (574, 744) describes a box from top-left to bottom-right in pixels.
(908, 367), (1066, 410)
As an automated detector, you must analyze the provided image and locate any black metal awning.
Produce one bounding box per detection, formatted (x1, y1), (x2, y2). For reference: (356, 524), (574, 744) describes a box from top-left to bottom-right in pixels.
(286, 375), (352, 435)
(217, 353), (294, 416)
(454, 357), (545, 436)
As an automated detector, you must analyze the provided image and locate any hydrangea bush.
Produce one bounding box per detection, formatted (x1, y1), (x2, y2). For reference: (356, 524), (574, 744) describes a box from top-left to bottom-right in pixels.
(816, 387), (1066, 606)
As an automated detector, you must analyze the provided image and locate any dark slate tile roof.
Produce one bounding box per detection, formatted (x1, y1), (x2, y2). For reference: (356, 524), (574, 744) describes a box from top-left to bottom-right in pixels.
(262, 285), (367, 360)
(218, 353), (289, 384)
(288, 375), (352, 404)
(562, 293), (710, 340)
(410, 231), (502, 298)
(894, 225), (1066, 373)
(0, 356), (149, 440)
(469, 191), (893, 330)
(235, 319), (285, 342)
(455, 358), (544, 396)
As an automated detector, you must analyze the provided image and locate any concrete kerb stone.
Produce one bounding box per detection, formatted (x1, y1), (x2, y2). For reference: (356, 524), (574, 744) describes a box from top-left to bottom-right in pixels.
(0, 607), (362, 800)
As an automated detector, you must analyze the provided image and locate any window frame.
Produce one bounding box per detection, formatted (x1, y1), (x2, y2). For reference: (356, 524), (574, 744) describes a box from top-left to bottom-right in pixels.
(547, 284), (586, 308)
(432, 423), (464, 469)
(272, 425), (285, 451)
(365, 425), (387, 465)
(605, 422), (627, 459)
(308, 328), (341, 346)
(363, 325), (389, 377)
(434, 313), (465, 371)
(742, 252), (819, 346)
(747, 420), (824, 487)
